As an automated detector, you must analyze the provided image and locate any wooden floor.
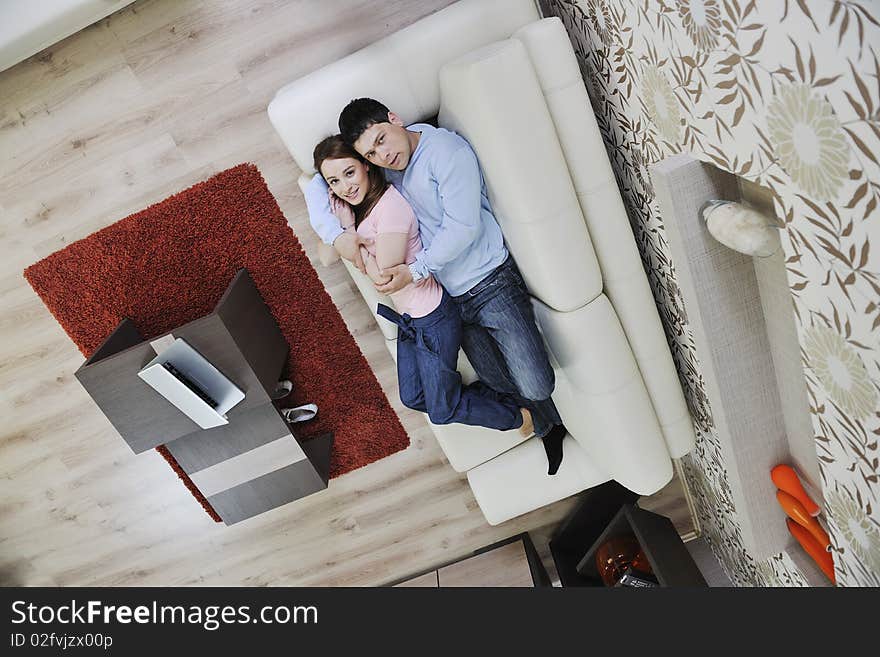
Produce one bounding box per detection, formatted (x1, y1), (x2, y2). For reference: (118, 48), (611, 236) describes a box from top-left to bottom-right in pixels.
(0, 0), (694, 586)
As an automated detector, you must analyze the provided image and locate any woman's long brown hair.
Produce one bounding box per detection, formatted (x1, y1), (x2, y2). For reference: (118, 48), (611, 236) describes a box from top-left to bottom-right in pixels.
(313, 135), (388, 228)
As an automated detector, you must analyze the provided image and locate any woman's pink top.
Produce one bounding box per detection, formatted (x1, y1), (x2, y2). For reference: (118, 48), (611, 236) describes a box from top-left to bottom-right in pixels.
(356, 186), (443, 318)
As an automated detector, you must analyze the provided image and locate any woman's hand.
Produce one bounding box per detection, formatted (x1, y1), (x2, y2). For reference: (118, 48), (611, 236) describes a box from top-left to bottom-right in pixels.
(328, 189), (356, 229)
(361, 247), (390, 285)
(332, 232), (373, 274)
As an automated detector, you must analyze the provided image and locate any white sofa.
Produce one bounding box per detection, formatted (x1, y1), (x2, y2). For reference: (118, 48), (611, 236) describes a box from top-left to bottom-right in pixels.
(268, 0), (695, 525)
(0, 0), (135, 73)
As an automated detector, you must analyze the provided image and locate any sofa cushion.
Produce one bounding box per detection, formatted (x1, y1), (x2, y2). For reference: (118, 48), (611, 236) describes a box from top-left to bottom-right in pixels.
(437, 38), (602, 313)
(429, 420), (530, 474)
(467, 435), (609, 525)
(533, 294), (674, 494)
(267, 0), (539, 176)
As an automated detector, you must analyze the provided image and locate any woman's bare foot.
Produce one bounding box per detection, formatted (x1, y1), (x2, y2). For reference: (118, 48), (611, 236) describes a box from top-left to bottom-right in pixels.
(519, 408), (534, 437)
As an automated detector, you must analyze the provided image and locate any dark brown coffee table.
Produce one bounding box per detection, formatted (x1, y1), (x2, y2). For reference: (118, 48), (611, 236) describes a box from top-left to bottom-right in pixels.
(75, 268), (333, 524)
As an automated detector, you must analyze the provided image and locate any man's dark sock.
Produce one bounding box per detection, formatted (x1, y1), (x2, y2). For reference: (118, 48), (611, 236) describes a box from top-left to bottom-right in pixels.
(541, 425), (566, 475)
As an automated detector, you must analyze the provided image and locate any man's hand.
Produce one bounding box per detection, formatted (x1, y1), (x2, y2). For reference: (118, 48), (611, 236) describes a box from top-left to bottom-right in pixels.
(374, 264), (413, 294)
(332, 232), (373, 274)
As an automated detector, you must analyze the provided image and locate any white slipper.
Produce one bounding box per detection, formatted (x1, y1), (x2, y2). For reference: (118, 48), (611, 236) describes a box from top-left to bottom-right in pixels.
(271, 379), (293, 400)
(280, 403), (318, 424)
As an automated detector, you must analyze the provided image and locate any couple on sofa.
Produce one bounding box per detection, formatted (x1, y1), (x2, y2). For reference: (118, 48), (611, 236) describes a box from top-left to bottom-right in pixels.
(305, 98), (566, 475)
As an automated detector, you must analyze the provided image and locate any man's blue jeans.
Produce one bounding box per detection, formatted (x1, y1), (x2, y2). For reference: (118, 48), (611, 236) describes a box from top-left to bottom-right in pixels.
(451, 255), (563, 438)
(378, 294), (523, 430)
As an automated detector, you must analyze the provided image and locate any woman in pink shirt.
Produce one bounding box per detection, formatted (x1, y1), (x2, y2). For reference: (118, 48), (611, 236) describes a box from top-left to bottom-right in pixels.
(314, 136), (532, 435)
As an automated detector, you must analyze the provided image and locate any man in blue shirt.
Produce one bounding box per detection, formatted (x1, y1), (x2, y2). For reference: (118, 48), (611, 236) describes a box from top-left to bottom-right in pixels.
(305, 98), (565, 474)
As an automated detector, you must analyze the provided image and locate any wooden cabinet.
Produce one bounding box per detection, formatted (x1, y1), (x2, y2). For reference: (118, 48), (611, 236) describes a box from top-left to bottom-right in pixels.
(391, 534), (550, 588)
(394, 571), (439, 588)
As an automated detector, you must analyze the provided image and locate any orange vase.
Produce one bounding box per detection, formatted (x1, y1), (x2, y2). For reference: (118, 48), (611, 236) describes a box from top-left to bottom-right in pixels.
(787, 519), (835, 584)
(776, 490), (831, 550)
(771, 464), (820, 516)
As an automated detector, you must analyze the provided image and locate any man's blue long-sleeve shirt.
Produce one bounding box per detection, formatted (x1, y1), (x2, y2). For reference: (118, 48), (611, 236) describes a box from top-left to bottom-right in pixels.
(304, 124), (507, 296)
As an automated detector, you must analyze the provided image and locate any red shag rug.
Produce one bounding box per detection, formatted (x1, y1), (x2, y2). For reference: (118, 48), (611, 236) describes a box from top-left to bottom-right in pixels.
(24, 164), (409, 521)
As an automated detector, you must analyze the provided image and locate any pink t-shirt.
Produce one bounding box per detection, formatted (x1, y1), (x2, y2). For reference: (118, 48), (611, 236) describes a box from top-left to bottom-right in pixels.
(357, 186), (443, 318)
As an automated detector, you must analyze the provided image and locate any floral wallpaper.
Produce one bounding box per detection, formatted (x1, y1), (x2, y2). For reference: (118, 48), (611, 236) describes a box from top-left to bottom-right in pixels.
(543, 0), (880, 586)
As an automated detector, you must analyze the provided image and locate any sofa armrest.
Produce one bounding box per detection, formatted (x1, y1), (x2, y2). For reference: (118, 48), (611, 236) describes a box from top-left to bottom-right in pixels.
(0, 0), (135, 73)
(317, 242), (341, 267)
(294, 172), (340, 266)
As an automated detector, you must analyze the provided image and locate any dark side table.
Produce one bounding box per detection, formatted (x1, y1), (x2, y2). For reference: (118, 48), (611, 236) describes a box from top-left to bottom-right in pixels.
(550, 482), (706, 587)
(75, 268), (333, 524)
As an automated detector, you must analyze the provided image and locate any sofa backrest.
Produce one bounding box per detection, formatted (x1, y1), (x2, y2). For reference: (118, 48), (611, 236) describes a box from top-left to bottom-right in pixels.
(436, 28), (679, 488)
(512, 19), (696, 458)
(438, 38), (602, 312)
(267, 0), (539, 176)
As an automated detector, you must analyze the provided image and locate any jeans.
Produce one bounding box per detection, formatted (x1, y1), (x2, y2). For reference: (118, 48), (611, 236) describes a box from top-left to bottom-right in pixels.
(451, 255), (563, 438)
(378, 294), (523, 431)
